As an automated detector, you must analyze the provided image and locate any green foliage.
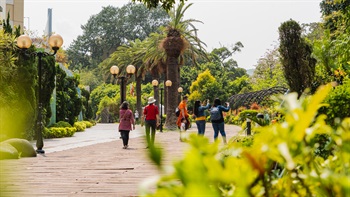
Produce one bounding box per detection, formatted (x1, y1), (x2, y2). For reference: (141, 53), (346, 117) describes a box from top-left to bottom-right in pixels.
(43, 127), (76, 139)
(132, 0), (187, 12)
(90, 83), (120, 118)
(188, 69), (220, 103)
(0, 31), (37, 140)
(41, 56), (56, 126)
(56, 65), (82, 125)
(80, 87), (93, 120)
(279, 19), (317, 97)
(66, 3), (169, 71)
(318, 78), (350, 127)
(250, 47), (288, 91)
(82, 121), (93, 128)
(144, 84), (350, 196)
(73, 122), (86, 132)
(50, 121), (72, 128)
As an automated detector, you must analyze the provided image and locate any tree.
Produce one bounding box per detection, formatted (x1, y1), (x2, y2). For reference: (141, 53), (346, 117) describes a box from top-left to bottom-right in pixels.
(132, 0), (187, 12)
(320, 0), (350, 35)
(160, 3), (207, 129)
(0, 31), (37, 140)
(56, 65), (82, 125)
(188, 69), (220, 103)
(250, 47), (287, 91)
(278, 19), (316, 97)
(66, 3), (169, 71)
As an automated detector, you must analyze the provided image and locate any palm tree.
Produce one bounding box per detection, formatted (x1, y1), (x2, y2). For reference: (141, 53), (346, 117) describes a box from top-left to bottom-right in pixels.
(160, 2), (208, 129)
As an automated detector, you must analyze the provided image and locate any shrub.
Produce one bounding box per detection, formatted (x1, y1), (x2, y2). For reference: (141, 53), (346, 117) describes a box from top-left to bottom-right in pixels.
(43, 127), (76, 138)
(82, 121), (93, 128)
(50, 121), (72, 128)
(74, 122), (86, 132)
(318, 78), (350, 127)
(142, 84), (350, 196)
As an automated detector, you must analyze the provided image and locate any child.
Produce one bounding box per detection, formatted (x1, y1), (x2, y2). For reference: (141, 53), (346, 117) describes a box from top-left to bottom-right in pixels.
(180, 117), (187, 142)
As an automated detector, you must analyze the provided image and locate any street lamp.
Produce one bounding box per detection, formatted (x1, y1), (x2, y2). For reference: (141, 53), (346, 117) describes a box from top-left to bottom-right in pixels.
(164, 80), (172, 130)
(178, 87), (183, 100)
(152, 79), (159, 107)
(110, 65), (136, 105)
(17, 33), (63, 154)
(152, 79), (162, 132)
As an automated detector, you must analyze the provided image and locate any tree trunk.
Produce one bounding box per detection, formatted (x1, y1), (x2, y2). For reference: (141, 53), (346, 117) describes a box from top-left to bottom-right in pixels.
(136, 75), (142, 117)
(165, 56), (179, 130)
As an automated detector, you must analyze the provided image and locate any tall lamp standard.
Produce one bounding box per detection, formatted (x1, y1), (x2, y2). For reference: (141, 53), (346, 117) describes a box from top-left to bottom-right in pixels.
(110, 65), (136, 105)
(152, 80), (161, 132)
(17, 34), (63, 154)
(152, 80), (159, 107)
(178, 87), (183, 101)
(164, 80), (172, 127)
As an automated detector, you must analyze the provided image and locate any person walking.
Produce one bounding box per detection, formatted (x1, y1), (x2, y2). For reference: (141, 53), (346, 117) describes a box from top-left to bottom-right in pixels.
(118, 101), (135, 149)
(210, 98), (230, 144)
(177, 95), (189, 141)
(193, 99), (211, 135)
(143, 97), (160, 147)
(134, 110), (139, 124)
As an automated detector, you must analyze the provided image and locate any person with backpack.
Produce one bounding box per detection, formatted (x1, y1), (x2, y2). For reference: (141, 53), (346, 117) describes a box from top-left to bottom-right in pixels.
(119, 101), (135, 149)
(210, 98), (230, 144)
(193, 99), (211, 135)
(142, 97), (160, 147)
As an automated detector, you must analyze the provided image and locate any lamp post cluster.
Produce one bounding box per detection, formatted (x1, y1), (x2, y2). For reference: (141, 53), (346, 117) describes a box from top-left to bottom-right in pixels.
(152, 79), (172, 132)
(17, 34), (64, 154)
(110, 65), (136, 105)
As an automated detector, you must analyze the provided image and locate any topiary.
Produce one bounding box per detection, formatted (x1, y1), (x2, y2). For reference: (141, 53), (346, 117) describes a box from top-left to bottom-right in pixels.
(0, 142), (19, 160)
(3, 138), (36, 157)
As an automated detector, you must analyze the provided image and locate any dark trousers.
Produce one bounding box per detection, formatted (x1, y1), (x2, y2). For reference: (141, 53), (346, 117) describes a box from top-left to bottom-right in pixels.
(145, 120), (156, 146)
(120, 130), (130, 146)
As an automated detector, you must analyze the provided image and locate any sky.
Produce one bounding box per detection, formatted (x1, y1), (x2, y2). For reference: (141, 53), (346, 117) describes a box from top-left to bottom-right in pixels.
(24, 0), (323, 70)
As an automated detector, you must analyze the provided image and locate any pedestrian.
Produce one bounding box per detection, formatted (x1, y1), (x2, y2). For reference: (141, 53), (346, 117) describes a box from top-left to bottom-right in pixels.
(179, 117), (187, 141)
(210, 98), (230, 144)
(119, 101), (135, 149)
(134, 110), (139, 124)
(177, 95), (190, 141)
(193, 99), (211, 135)
(143, 97), (160, 147)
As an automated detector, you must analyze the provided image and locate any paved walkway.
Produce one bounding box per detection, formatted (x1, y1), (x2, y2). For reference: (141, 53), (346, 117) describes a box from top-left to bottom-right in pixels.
(0, 123), (241, 197)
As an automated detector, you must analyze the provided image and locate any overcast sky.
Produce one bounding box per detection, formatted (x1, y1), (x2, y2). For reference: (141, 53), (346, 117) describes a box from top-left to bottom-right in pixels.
(24, 0), (323, 70)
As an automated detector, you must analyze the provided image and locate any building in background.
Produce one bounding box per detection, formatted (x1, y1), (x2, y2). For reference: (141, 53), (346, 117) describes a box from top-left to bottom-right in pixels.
(0, 0), (23, 30)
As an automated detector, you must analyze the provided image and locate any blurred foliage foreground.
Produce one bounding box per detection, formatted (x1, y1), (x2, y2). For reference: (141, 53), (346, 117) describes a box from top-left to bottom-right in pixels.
(142, 84), (350, 196)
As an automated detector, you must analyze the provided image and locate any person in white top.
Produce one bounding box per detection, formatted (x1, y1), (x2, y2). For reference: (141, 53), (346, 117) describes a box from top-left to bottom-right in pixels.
(134, 110), (139, 124)
(180, 117), (187, 142)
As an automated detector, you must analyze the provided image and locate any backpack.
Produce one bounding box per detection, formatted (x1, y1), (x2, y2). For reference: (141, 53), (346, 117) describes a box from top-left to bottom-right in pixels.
(210, 106), (221, 121)
(175, 107), (180, 117)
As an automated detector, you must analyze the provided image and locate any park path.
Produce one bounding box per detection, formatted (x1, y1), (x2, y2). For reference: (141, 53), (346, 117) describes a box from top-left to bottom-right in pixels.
(0, 123), (241, 197)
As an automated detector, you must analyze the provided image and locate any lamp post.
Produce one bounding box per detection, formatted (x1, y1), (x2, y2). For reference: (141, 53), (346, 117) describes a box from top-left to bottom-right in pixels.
(17, 33), (63, 154)
(178, 87), (183, 101)
(110, 65), (136, 105)
(165, 80), (173, 117)
(152, 79), (162, 132)
(152, 79), (159, 107)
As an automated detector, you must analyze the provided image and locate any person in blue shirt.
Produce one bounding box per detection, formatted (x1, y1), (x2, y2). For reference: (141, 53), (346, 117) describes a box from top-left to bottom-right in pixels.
(210, 98), (230, 144)
(193, 99), (211, 135)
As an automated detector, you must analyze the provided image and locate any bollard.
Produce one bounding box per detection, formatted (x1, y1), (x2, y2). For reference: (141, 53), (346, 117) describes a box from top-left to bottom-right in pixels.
(246, 118), (251, 135)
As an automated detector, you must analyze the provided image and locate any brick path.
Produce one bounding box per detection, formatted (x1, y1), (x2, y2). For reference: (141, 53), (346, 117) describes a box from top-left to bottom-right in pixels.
(0, 123), (241, 197)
